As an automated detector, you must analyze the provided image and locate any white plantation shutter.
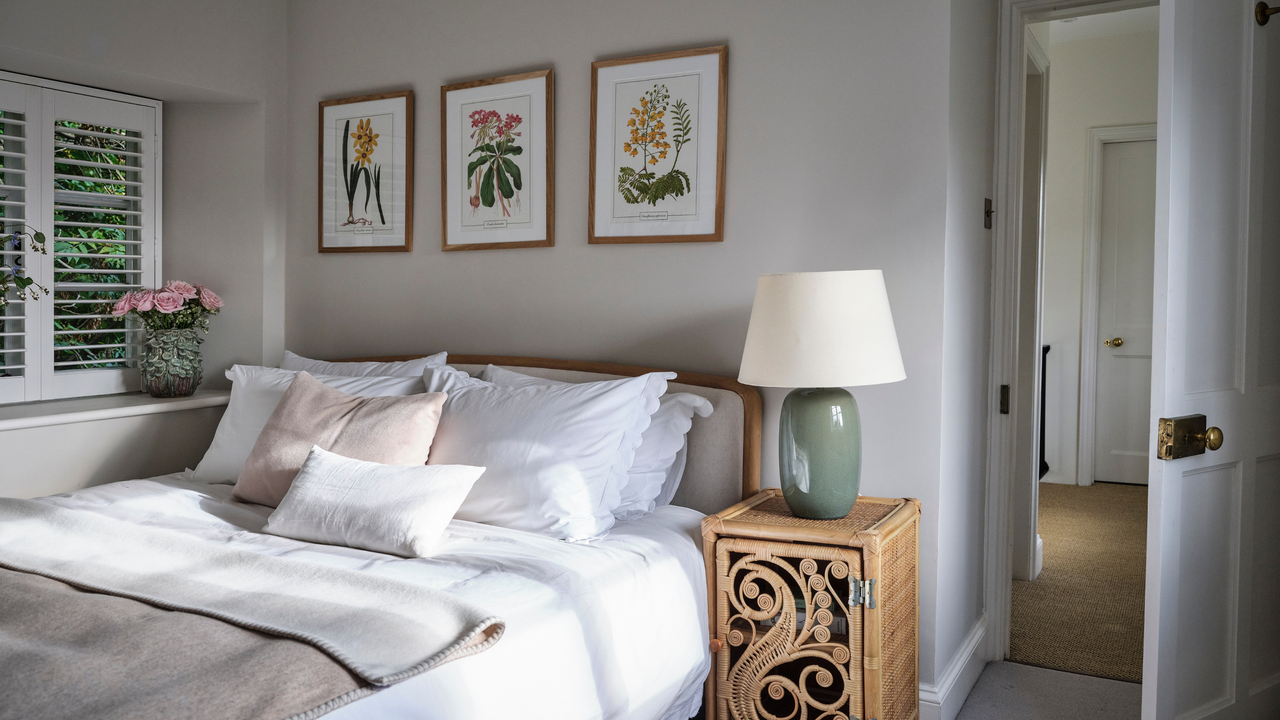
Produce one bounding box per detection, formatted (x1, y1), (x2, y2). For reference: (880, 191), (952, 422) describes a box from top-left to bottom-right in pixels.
(0, 80), (42, 404)
(0, 73), (160, 404)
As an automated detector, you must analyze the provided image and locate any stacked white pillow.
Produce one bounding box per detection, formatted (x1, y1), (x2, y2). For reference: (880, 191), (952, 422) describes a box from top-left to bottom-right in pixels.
(422, 365), (671, 540)
(281, 350), (446, 377)
(192, 365), (425, 484)
(480, 365), (712, 519)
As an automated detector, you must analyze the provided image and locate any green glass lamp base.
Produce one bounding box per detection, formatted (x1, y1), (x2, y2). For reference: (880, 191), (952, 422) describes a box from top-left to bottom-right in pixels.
(779, 387), (863, 519)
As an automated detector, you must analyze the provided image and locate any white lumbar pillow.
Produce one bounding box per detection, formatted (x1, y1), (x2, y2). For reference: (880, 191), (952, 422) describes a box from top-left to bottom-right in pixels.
(193, 365), (425, 485)
(423, 365), (671, 540)
(480, 364), (712, 518)
(281, 350), (447, 378)
(264, 446), (485, 558)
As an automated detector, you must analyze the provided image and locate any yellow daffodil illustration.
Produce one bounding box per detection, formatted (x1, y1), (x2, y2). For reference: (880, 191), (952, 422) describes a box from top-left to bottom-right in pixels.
(341, 117), (386, 226)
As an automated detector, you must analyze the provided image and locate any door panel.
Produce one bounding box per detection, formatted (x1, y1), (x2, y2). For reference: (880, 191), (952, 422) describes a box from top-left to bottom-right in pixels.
(1145, 1), (1280, 718)
(1173, 463), (1239, 717)
(1095, 141), (1156, 485)
(1250, 456), (1280, 692)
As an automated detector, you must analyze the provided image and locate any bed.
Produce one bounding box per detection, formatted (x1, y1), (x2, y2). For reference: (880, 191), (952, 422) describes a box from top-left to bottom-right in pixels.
(0, 355), (761, 720)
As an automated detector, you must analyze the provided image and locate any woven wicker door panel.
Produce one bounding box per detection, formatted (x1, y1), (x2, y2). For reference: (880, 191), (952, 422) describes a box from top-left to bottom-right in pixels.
(714, 538), (864, 720)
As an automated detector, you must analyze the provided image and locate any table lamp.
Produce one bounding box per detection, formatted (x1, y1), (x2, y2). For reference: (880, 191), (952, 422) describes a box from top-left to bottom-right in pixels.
(738, 270), (906, 519)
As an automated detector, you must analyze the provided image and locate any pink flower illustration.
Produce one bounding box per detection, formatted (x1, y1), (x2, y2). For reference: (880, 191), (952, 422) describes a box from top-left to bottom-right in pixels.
(153, 291), (184, 314)
(111, 292), (135, 317)
(133, 289), (155, 312)
(197, 285), (223, 310)
(163, 280), (199, 299)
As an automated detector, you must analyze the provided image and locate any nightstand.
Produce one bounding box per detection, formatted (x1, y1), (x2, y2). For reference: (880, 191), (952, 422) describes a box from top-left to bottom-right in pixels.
(701, 488), (920, 720)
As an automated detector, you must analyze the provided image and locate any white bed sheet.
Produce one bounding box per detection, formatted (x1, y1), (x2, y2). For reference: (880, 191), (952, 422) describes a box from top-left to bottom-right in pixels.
(36, 473), (710, 720)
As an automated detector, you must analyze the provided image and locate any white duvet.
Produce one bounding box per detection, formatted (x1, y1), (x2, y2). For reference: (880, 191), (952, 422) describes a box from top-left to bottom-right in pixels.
(37, 473), (710, 720)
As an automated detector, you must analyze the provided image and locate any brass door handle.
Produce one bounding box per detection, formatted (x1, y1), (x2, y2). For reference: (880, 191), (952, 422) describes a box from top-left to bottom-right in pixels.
(1104, 337), (1124, 347)
(1157, 415), (1224, 459)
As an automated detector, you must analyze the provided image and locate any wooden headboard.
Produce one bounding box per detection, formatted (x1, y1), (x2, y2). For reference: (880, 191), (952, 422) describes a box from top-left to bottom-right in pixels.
(339, 354), (761, 513)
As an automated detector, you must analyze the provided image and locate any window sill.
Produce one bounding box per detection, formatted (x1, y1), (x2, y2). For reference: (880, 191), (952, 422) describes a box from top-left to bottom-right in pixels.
(0, 390), (231, 432)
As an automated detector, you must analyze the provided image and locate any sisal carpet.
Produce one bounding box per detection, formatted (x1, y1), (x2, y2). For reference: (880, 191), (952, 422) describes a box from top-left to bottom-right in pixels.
(1010, 482), (1147, 683)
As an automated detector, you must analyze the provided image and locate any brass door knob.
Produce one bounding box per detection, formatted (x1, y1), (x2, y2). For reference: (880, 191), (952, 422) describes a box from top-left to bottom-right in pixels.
(1104, 337), (1124, 347)
(1195, 426), (1224, 451)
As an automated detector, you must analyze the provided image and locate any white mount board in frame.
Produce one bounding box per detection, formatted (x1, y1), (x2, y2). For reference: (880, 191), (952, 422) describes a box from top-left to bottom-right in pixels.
(318, 91), (413, 253)
(590, 46), (727, 244)
(440, 70), (553, 252)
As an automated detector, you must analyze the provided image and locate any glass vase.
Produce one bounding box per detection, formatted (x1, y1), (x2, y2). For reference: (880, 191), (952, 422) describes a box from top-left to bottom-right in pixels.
(140, 327), (204, 398)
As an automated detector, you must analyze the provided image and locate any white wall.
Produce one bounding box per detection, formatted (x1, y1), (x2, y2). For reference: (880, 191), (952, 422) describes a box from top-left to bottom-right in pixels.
(0, 0), (287, 492)
(932, 0), (997, 713)
(1039, 28), (1158, 484)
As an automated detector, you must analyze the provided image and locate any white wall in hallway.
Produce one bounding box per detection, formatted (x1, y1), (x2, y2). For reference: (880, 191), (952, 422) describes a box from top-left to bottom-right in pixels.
(1037, 26), (1158, 485)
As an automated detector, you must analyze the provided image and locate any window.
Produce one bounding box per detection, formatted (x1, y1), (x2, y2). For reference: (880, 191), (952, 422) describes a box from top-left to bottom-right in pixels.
(0, 73), (160, 404)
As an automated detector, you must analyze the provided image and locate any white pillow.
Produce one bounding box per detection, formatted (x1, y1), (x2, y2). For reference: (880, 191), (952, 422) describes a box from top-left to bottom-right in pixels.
(480, 364), (712, 518)
(281, 350), (447, 377)
(193, 365), (425, 484)
(264, 446), (485, 558)
(423, 365), (671, 540)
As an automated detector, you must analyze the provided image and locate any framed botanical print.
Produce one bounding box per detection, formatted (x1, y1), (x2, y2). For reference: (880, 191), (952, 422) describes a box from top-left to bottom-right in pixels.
(441, 69), (554, 251)
(589, 46), (727, 244)
(318, 90), (414, 253)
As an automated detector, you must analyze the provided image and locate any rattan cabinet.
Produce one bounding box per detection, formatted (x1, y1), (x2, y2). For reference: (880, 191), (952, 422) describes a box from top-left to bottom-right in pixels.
(701, 489), (920, 720)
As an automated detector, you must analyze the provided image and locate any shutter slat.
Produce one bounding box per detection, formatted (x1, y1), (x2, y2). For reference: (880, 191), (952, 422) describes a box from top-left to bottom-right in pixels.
(54, 126), (138, 142)
(54, 205), (142, 216)
(54, 328), (139, 336)
(54, 142), (142, 158)
(54, 157), (141, 173)
(53, 173), (141, 187)
(55, 220), (143, 230)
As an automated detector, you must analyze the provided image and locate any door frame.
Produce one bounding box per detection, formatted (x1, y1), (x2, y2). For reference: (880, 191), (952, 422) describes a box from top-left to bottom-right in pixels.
(1077, 124), (1158, 487)
(985, 0), (1159, 662)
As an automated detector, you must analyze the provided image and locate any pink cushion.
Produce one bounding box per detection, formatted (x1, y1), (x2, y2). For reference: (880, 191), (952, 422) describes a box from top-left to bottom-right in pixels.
(232, 372), (446, 508)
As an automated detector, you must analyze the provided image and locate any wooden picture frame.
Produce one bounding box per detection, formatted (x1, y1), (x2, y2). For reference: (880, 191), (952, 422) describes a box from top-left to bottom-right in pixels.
(318, 90), (414, 253)
(440, 69), (554, 251)
(589, 46), (727, 244)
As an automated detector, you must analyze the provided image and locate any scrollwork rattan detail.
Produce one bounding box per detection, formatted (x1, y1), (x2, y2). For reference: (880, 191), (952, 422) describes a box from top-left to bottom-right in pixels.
(716, 538), (865, 720)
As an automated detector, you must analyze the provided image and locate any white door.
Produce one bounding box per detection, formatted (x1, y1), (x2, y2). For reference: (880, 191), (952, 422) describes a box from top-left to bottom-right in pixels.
(1094, 140), (1156, 485)
(1143, 2), (1280, 719)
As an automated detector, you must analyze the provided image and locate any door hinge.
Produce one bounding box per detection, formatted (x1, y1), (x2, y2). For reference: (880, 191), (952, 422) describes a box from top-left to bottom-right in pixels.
(849, 578), (877, 609)
(999, 384), (1010, 414)
(984, 198), (994, 229)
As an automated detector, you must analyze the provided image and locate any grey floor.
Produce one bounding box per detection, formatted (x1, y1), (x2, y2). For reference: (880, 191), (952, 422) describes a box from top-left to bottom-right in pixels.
(956, 661), (1142, 720)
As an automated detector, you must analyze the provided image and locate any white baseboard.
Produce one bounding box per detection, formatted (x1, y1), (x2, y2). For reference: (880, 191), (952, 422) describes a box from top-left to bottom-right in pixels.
(1033, 535), (1043, 580)
(919, 615), (988, 720)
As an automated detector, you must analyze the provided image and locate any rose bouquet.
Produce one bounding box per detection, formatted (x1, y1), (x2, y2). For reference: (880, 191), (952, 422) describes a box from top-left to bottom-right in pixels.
(112, 280), (223, 329)
(113, 281), (223, 397)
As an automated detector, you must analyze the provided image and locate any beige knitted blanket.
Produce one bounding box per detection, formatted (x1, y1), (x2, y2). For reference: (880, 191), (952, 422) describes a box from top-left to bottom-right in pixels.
(0, 499), (504, 720)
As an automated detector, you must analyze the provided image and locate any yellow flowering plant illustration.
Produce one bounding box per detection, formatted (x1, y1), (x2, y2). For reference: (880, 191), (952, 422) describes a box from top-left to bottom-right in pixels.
(617, 84), (693, 206)
(341, 118), (385, 226)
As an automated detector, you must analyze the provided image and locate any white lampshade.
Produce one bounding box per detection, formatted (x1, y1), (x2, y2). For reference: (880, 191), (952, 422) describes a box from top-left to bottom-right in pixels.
(738, 270), (906, 388)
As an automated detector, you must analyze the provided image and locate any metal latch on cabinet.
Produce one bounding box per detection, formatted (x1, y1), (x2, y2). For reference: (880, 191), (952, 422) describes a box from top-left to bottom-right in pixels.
(849, 578), (876, 609)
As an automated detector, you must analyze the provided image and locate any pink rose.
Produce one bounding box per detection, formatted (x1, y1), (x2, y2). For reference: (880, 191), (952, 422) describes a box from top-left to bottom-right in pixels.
(153, 291), (184, 314)
(133, 289), (155, 312)
(163, 280), (199, 299)
(197, 285), (223, 310)
(111, 292), (135, 317)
